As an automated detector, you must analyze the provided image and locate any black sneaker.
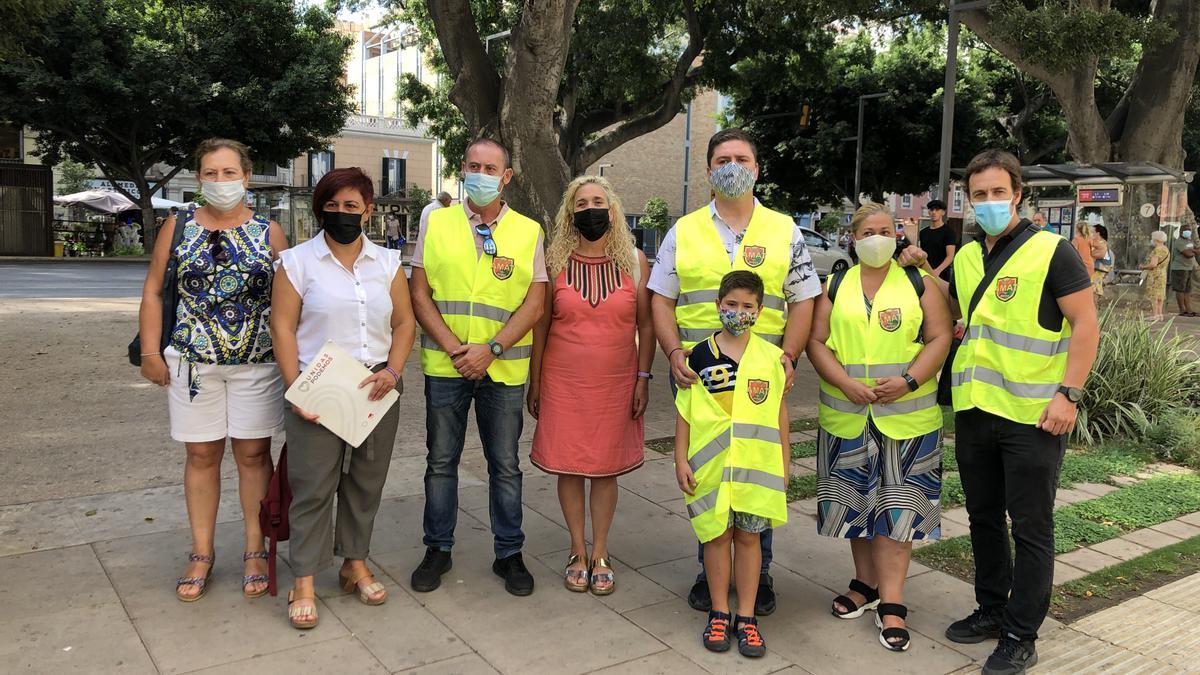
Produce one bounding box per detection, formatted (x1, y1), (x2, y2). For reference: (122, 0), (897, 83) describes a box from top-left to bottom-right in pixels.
(688, 576), (712, 612)
(492, 552), (535, 596)
(983, 634), (1038, 675)
(410, 547), (452, 592)
(754, 573), (776, 616)
(702, 610), (732, 652)
(945, 606), (1004, 644)
(735, 615), (766, 657)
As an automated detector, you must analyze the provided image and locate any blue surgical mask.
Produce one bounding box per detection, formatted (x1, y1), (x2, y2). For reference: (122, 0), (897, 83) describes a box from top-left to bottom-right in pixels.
(464, 172), (502, 207)
(974, 200), (1013, 236)
(1183, 230), (1193, 240)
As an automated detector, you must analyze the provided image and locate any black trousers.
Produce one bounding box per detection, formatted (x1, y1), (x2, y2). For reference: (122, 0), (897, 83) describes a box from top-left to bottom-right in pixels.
(955, 407), (1065, 641)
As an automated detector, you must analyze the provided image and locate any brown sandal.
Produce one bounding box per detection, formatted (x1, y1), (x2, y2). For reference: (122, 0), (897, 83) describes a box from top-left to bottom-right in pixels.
(175, 552), (214, 603)
(287, 588), (318, 629)
(242, 551), (270, 599)
(339, 567), (387, 606)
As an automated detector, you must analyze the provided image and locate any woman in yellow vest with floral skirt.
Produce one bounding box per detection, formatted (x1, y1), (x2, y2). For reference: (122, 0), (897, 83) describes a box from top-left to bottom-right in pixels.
(807, 203), (953, 652)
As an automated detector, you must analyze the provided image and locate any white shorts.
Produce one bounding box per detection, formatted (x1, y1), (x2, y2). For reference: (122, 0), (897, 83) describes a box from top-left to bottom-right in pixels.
(164, 347), (285, 443)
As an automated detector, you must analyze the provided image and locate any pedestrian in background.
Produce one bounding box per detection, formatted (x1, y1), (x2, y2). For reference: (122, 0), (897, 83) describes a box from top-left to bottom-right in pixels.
(1090, 224), (1111, 299)
(418, 190), (453, 234)
(1169, 224), (1196, 317)
(137, 138), (289, 603)
(919, 199), (957, 281)
(384, 213), (401, 249)
(1140, 230), (1170, 321)
(270, 167), (415, 629)
(528, 175), (653, 596)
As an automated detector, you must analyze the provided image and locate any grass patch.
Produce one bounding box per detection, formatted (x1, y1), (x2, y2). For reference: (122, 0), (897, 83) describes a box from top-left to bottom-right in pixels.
(942, 443), (957, 472)
(1052, 534), (1200, 622)
(791, 440), (817, 459)
(918, 473), (1200, 579)
(941, 472), (965, 509)
(1058, 444), (1153, 488)
(790, 417), (819, 433)
(941, 407), (956, 435)
(787, 474), (818, 502)
(645, 437), (674, 455)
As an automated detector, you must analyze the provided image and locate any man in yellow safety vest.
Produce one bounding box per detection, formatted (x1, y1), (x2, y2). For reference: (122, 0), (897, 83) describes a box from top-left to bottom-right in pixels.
(649, 128), (822, 617)
(408, 138), (547, 597)
(901, 149), (1098, 675)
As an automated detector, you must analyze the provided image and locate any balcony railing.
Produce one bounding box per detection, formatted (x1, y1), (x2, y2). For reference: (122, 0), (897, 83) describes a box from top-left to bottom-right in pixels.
(344, 113), (426, 138)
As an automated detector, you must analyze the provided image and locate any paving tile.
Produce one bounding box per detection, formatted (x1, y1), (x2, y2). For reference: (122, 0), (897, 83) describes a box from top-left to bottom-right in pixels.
(0, 602), (156, 674)
(1072, 482), (1119, 498)
(637, 555), (704, 600)
(0, 498), (86, 555)
(602, 490), (698, 569)
(533, 548), (676, 615)
(1053, 487), (1095, 505)
(790, 462), (816, 477)
(1176, 511), (1200, 528)
(373, 522), (663, 674)
(1149, 519), (1200, 540)
(359, 494), (430, 557)
(92, 525), (350, 674)
(787, 498), (819, 518)
(1073, 595), (1200, 670)
(1053, 561), (1088, 585)
(396, 652), (499, 674)
(61, 483), (242, 544)
(761, 523), (859, 591)
(1121, 527), (1183, 550)
(466, 500), (569, 558)
(792, 456), (818, 471)
(1111, 475), (1139, 487)
(189, 636), (389, 674)
(0, 545), (119, 618)
(899, 570), (1012, 663)
(1036, 625), (1176, 674)
(617, 462), (688, 504)
(939, 518), (971, 539)
(589, 649), (704, 674)
(1145, 571), (1200, 611)
(380, 454), (484, 501)
(321, 569), (473, 672)
(658, 498), (688, 519)
(940, 508), (969, 526)
(622, 600), (791, 673)
(1089, 537), (1152, 562)
(1057, 547), (1122, 573)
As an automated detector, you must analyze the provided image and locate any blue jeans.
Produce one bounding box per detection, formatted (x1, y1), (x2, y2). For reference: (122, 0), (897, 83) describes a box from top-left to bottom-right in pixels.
(669, 373), (774, 579)
(423, 375), (526, 559)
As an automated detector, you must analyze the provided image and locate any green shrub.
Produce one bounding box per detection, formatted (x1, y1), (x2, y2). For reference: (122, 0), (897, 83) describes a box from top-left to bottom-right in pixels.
(941, 472), (965, 509)
(1075, 306), (1200, 445)
(1144, 408), (1200, 468)
(112, 243), (144, 256)
(791, 440), (817, 459)
(942, 443), (957, 471)
(787, 474), (818, 502)
(1058, 444), (1153, 487)
(1064, 473), (1200, 531)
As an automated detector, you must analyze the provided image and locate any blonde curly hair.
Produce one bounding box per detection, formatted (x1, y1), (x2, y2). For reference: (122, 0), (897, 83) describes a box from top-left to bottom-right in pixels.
(546, 175), (637, 278)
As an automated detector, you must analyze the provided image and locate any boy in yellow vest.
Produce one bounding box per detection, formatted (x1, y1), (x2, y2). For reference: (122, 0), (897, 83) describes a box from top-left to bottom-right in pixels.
(674, 270), (789, 658)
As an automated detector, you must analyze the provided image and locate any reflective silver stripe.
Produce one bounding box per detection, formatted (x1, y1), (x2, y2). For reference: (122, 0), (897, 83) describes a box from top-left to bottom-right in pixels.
(843, 362), (909, 379)
(497, 344), (532, 360)
(677, 290), (785, 312)
(433, 300), (513, 323)
(434, 300), (472, 316)
(950, 370), (970, 387)
(819, 390), (868, 415)
(472, 302), (514, 323)
(724, 466), (786, 492)
(873, 392), (939, 417)
(965, 325), (1070, 356)
(679, 327), (719, 343)
(686, 490), (720, 519)
(732, 422), (779, 443)
(677, 290), (718, 306)
(687, 432), (730, 472)
(972, 366), (1060, 399)
(420, 334), (443, 351)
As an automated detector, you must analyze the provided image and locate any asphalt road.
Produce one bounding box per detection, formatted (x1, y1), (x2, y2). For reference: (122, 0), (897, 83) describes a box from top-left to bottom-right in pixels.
(0, 261), (148, 298)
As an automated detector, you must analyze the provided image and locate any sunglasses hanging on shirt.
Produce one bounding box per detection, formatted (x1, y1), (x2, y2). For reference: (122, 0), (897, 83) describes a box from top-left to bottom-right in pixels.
(475, 223), (498, 256)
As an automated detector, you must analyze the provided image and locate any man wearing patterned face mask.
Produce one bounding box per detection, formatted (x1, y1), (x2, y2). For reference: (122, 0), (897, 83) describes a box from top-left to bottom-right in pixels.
(649, 128), (822, 617)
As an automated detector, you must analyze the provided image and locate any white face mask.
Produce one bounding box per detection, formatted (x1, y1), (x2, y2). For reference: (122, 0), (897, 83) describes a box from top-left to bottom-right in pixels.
(201, 179), (246, 211)
(856, 234), (895, 268)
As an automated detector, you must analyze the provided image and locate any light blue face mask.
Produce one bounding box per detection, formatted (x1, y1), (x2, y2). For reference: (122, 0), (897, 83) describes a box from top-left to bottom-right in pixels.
(974, 200), (1014, 236)
(464, 172), (502, 207)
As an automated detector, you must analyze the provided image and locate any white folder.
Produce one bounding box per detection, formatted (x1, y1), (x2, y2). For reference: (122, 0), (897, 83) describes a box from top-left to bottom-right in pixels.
(284, 341), (399, 447)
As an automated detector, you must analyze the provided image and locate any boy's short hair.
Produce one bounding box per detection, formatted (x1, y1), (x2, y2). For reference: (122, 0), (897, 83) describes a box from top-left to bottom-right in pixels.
(718, 270), (765, 306)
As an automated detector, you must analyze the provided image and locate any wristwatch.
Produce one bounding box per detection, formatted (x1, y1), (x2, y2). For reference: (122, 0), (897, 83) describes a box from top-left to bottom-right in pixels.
(487, 339), (504, 357)
(902, 373), (920, 392)
(1057, 386), (1084, 404)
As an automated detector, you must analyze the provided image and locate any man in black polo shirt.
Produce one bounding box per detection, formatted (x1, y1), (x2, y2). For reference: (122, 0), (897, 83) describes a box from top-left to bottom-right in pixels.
(900, 150), (1098, 675)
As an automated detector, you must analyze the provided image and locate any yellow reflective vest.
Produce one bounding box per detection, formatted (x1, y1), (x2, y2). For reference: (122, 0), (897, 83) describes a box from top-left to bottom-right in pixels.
(950, 230), (1070, 424)
(818, 263), (941, 439)
(674, 203), (793, 349)
(676, 334), (788, 543)
(420, 205), (541, 386)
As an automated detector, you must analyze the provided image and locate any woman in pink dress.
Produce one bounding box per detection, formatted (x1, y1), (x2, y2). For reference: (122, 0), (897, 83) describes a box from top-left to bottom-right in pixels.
(529, 175), (654, 596)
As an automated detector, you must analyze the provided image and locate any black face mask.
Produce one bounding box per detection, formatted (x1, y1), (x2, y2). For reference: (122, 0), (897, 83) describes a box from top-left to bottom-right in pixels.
(574, 207), (610, 241)
(320, 210), (364, 245)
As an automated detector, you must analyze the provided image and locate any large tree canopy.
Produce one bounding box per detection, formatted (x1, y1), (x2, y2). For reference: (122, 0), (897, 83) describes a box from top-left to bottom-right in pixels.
(0, 0), (355, 243)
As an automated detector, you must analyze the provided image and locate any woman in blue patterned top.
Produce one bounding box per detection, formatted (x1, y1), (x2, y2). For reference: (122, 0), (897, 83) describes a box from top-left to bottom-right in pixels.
(138, 138), (289, 603)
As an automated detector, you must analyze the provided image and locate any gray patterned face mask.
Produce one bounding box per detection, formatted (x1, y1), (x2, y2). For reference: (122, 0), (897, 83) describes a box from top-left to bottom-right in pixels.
(709, 161), (756, 199)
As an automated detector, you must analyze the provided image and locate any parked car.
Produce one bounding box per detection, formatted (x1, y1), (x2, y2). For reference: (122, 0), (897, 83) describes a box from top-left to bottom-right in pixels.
(801, 227), (852, 277)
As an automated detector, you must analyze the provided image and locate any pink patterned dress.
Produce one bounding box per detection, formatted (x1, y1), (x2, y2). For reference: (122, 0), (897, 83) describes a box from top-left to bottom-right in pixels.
(531, 253), (644, 477)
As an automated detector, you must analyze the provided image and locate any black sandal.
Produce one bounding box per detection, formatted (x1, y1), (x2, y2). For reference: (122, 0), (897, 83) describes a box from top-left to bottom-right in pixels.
(832, 578), (879, 619)
(874, 603), (910, 652)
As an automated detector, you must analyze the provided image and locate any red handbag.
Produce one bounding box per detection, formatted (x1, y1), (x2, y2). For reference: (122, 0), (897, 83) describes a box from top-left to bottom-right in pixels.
(258, 443), (292, 596)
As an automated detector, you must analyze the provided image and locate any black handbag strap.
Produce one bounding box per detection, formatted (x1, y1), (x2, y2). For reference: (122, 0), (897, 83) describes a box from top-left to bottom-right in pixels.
(827, 264), (923, 303)
(962, 222), (1039, 327)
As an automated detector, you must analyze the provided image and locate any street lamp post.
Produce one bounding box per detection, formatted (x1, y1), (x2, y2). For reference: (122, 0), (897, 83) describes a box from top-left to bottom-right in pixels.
(851, 92), (888, 206)
(937, 0), (992, 200)
(484, 29), (511, 54)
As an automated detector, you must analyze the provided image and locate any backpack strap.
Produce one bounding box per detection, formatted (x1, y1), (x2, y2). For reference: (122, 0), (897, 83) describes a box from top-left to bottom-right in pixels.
(826, 268), (849, 303)
(903, 265), (925, 298)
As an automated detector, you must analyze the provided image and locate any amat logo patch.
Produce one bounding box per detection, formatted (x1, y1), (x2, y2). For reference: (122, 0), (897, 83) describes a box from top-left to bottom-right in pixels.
(747, 379), (770, 405)
(742, 245), (766, 268)
(878, 307), (902, 332)
(492, 256), (515, 280)
(995, 276), (1018, 302)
